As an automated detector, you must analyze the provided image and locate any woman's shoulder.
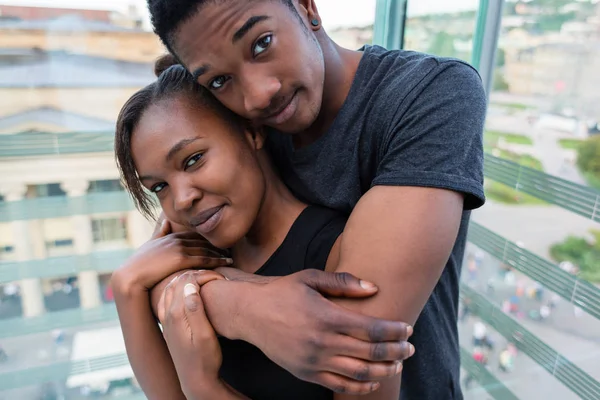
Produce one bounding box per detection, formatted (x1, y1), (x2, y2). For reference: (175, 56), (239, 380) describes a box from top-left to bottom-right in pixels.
(257, 206), (347, 276)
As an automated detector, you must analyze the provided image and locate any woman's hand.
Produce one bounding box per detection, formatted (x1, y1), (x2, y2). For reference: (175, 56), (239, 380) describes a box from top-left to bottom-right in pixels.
(111, 219), (233, 297)
(160, 271), (246, 400)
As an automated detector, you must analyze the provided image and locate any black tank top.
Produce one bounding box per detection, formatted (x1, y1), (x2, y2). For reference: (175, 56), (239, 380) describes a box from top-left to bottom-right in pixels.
(219, 206), (347, 400)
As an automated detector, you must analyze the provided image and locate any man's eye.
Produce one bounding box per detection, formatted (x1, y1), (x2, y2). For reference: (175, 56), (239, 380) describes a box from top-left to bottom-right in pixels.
(209, 76), (228, 90)
(151, 183), (167, 193)
(185, 153), (203, 169)
(253, 34), (272, 57)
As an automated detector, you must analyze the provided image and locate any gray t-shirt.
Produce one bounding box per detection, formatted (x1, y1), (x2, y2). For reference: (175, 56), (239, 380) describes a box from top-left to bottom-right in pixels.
(267, 45), (486, 399)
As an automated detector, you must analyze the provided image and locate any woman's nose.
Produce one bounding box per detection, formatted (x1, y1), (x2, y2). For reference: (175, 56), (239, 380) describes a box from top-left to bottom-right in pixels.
(173, 184), (202, 213)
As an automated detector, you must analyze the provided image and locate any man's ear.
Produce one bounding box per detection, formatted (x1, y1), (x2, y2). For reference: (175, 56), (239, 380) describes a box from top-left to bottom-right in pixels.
(243, 122), (267, 151)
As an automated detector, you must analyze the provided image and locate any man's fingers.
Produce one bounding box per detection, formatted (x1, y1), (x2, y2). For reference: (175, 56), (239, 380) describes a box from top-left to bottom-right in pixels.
(331, 309), (413, 342)
(325, 356), (402, 382)
(299, 270), (378, 298)
(314, 372), (381, 395)
(334, 334), (415, 362)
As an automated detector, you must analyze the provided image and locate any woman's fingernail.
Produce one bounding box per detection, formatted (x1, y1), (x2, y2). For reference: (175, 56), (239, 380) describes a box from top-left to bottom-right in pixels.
(225, 258), (233, 264)
(395, 360), (403, 375)
(371, 382), (380, 391)
(183, 283), (197, 297)
(407, 325), (413, 337)
(409, 343), (415, 357)
(359, 280), (377, 290)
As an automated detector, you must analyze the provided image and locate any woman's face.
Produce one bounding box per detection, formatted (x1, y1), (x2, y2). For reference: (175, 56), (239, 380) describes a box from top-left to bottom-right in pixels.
(172, 0), (325, 134)
(131, 96), (266, 249)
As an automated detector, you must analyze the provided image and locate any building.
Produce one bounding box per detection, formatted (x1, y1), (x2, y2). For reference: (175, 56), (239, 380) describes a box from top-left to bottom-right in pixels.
(0, 7), (161, 321)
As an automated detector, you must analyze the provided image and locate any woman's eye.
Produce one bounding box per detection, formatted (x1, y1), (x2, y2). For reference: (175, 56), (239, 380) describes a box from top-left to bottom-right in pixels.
(151, 183), (166, 194)
(253, 34), (272, 57)
(209, 76), (228, 90)
(185, 153), (203, 169)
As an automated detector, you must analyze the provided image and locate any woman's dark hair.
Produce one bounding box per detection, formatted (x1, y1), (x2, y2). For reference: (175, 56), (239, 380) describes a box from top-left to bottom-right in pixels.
(115, 54), (243, 219)
(147, 0), (297, 54)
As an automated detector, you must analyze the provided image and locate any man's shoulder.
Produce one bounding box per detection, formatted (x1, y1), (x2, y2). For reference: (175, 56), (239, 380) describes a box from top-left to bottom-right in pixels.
(357, 45), (483, 109)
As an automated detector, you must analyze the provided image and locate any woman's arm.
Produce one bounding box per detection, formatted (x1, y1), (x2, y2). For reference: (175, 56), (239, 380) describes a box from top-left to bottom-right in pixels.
(112, 220), (231, 399)
(159, 272), (249, 400)
(114, 285), (186, 400)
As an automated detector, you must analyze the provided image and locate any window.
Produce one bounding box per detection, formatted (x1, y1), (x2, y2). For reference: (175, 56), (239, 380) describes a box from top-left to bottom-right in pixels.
(91, 217), (128, 243)
(88, 179), (124, 193)
(403, 0), (480, 62)
(30, 183), (66, 198)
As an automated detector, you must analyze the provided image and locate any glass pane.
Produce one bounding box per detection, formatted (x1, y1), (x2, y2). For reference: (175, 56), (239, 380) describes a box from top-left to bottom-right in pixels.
(403, 0), (480, 62)
(323, 0), (377, 49)
(467, 1), (600, 399)
(0, 2), (158, 398)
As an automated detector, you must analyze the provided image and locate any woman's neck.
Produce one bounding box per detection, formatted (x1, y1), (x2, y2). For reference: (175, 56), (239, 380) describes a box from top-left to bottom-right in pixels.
(230, 156), (307, 274)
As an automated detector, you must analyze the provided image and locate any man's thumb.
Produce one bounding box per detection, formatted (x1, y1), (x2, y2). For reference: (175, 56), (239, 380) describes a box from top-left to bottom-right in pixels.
(301, 270), (378, 298)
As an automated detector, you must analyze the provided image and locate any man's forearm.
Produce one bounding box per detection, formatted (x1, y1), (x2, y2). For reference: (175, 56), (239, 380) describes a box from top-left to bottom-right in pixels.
(200, 279), (256, 341)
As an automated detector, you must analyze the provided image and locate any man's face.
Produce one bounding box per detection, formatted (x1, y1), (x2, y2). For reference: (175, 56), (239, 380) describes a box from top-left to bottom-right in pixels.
(172, 0), (326, 134)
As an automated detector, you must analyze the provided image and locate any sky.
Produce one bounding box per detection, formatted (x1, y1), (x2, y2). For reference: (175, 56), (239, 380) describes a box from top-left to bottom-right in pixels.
(0, 0), (480, 29)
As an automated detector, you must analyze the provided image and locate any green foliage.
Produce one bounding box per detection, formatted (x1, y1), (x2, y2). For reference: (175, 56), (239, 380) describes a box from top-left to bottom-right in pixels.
(485, 131), (533, 146)
(428, 32), (456, 57)
(496, 48), (506, 67)
(493, 71), (509, 91)
(484, 181), (547, 205)
(550, 230), (600, 282)
(558, 138), (583, 150)
(576, 136), (600, 185)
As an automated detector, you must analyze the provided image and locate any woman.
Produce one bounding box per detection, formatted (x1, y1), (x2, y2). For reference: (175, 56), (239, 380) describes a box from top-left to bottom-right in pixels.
(111, 60), (409, 399)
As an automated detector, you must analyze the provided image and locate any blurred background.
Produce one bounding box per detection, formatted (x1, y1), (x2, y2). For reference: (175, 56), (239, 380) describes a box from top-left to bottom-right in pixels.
(0, 0), (598, 399)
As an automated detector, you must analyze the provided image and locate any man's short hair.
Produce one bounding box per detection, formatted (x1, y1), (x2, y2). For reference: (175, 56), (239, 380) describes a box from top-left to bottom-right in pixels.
(147, 0), (296, 54)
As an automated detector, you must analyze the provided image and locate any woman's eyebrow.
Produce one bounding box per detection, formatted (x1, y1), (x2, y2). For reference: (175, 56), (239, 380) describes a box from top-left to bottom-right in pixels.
(166, 137), (201, 162)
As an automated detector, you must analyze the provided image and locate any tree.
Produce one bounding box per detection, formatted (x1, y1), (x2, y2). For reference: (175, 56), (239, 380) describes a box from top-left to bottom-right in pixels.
(550, 230), (600, 282)
(496, 48), (506, 67)
(576, 136), (600, 182)
(492, 71), (509, 91)
(428, 32), (456, 58)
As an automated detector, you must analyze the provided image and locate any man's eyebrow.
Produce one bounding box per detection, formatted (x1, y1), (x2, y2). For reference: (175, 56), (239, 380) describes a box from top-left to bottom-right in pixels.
(166, 137), (201, 162)
(192, 65), (210, 81)
(232, 15), (270, 43)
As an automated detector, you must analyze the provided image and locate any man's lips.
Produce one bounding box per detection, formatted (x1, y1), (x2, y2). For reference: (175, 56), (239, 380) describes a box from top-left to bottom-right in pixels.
(263, 91), (298, 124)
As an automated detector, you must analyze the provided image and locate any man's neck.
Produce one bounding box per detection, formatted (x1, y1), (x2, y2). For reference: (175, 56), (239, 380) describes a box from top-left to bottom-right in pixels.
(293, 37), (363, 149)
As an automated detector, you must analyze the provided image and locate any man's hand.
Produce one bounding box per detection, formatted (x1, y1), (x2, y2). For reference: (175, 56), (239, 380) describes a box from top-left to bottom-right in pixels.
(200, 269), (414, 395)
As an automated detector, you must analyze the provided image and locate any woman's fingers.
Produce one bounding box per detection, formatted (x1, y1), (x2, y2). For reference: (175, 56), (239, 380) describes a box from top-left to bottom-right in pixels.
(151, 218), (172, 239)
(182, 245), (229, 258)
(180, 254), (233, 269)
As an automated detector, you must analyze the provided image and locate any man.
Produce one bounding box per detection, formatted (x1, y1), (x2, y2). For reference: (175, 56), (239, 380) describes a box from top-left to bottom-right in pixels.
(146, 0), (486, 398)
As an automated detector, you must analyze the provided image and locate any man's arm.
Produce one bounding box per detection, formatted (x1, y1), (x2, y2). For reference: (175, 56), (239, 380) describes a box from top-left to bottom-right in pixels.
(332, 185), (463, 399)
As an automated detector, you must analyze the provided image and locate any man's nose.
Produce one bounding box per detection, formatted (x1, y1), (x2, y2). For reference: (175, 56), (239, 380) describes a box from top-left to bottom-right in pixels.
(241, 72), (281, 115)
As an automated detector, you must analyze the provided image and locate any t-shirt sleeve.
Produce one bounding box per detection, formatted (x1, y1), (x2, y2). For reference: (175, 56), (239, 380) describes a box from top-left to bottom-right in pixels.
(372, 61), (486, 210)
